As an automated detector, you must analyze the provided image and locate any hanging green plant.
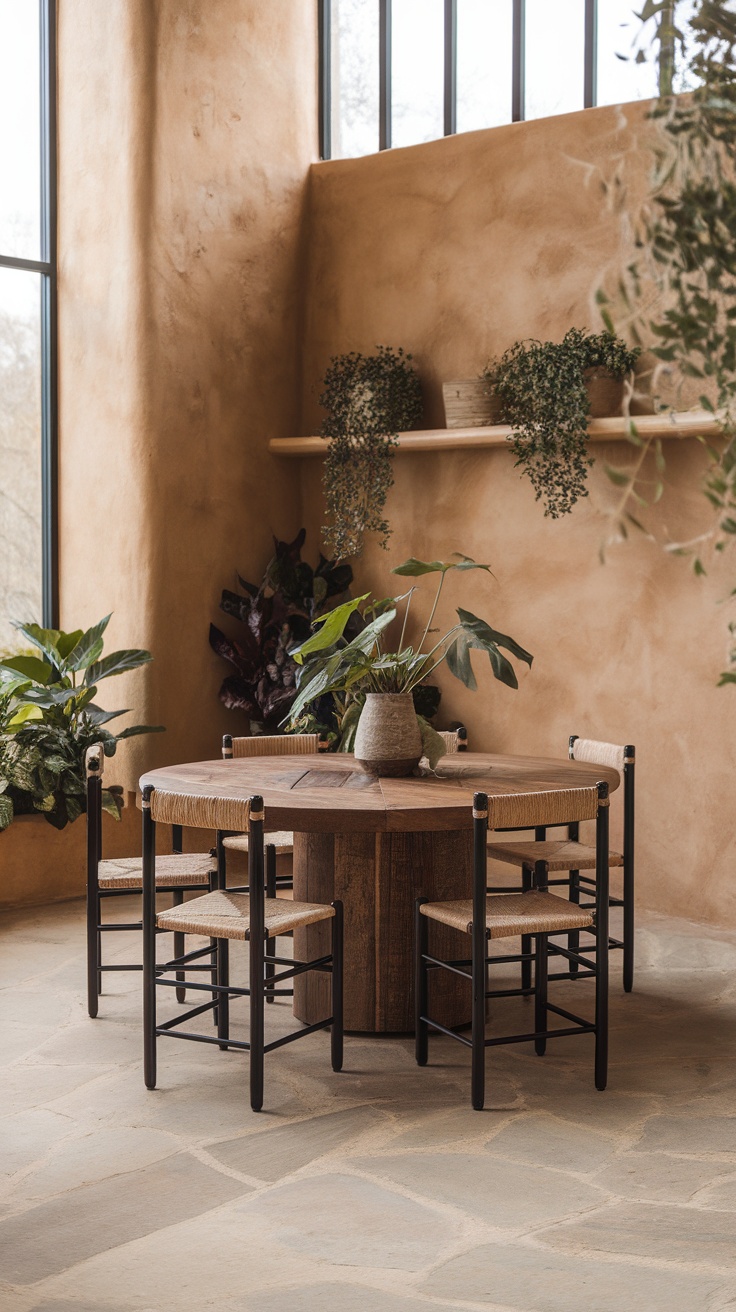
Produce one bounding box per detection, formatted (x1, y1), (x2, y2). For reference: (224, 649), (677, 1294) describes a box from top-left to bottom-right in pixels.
(320, 345), (423, 560)
(485, 329), (639, 519)
(596, 1), (736, 684)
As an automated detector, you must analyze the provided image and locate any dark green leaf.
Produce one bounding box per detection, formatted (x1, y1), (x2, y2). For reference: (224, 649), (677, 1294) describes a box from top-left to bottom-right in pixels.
(66, 615), (112, 671)
(0, 655), (52, 684)
(84, 649), (153, 684)
(114, 724), (165, 740)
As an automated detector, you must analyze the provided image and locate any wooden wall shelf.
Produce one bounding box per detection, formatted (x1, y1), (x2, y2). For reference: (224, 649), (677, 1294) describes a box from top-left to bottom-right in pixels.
(269, 410), (721, 457)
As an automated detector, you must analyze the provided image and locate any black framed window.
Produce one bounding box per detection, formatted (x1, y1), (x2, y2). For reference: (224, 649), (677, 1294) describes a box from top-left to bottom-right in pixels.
(320, 0), (691, 159)
(0, 0), (57, 647)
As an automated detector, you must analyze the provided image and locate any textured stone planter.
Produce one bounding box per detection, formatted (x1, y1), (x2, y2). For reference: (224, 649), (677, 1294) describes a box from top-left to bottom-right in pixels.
(354, 693), (422, 777)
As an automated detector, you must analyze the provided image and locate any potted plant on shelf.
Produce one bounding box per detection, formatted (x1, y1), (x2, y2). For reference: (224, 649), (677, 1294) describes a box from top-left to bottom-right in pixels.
(320, 345), (423, 560)
(209, 529), (354, 735)
(287, 553), (532, 777)
(0, 616), (162, 831)
(485, 329), (640, 517)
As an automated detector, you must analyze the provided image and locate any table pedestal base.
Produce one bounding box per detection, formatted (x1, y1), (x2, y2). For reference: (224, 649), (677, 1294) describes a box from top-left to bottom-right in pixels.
(293, 829), (473, 1033)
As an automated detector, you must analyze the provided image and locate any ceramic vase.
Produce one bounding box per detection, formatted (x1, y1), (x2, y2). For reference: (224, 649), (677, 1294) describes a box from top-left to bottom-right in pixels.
(354, 693), (422, 777)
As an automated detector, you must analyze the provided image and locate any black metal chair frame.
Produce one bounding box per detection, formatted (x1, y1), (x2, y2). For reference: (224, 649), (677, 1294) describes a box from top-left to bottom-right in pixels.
(415, 784), (610, 1111)
(488, 735), (635, 993)
(85, 757), (214, 1019)
(141, 788), (344, 1112)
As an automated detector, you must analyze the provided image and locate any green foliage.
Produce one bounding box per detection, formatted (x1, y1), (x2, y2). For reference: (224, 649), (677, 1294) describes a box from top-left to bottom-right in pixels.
(286, 553), (532, 730)
(486, 330), (639, 518)
(598, 1), (736, 683)
(0, 616), (161, 831)
(320, 346), (423, 559)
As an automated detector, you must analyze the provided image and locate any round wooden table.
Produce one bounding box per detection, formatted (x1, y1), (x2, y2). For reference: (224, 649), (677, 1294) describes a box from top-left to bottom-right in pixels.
(140, 752), (619, 1034)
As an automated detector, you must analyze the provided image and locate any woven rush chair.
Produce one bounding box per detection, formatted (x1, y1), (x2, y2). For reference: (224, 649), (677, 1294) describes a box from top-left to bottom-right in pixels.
(439, 725), (468, 754)
(415, 783), (610, 1111)
(219, 734), (322, 893)
(85, 745), (215, 1019)
(487, 736), (635, 991)
(142, 785), (343, 1112)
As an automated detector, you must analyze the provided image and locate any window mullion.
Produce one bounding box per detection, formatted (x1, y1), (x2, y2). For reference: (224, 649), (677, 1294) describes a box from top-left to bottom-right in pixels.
(512, 0), (525, 122)
(39, 0), (58, 627)
(444, 0), (457, 136)
(584, 0), (597, 108)
(379, 0), (392, 150)
(318, 0), (332, 160)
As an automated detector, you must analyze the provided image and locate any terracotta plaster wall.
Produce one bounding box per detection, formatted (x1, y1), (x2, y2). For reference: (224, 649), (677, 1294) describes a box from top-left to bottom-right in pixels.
(9, 0), (314, 906)
(298, 104), (736, 928)
(57, 0), (314, 786)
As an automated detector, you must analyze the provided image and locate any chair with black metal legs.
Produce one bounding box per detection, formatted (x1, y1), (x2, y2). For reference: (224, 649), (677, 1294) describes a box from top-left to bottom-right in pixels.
(85, 745), (216, 1018)
(415, 783), (610, 1111)
(487, 737), (635, 991)
(142, 785), (343, 1113)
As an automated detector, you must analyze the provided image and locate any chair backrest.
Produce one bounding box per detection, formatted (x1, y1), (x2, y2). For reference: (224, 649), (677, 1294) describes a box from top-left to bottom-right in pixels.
(474, 783), (609, 921)
(569, 734), (634, 863)
(223, 733), (320, 759)
(440, 725), (468, 753)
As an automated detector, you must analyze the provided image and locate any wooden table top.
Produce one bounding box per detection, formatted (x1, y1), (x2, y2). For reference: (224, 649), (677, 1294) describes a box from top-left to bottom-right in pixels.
(140, 752), (620, 834)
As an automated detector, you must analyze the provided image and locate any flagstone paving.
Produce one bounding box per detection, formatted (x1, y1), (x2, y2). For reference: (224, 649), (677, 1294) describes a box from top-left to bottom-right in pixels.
(1, 897), (736, 1311)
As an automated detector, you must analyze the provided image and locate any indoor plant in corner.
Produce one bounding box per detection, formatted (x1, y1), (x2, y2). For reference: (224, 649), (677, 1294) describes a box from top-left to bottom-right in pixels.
(287, 554), (532, 777)
(0, 616), (162, 831)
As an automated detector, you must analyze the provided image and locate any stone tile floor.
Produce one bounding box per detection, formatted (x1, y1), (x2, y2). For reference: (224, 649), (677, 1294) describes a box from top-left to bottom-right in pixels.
(2, 897), (736, 1311)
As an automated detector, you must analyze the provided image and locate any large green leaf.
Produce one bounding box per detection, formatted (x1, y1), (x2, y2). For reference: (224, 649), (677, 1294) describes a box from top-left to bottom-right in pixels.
(0, 670), (33, 699)
(84, 649), (153, 684)
(392, 558), (448, 576)
(291, 595), (369, 664)
(66, 615), (111, 671)
(6, 704), (43, 729)
(20, 685), (77, 708)
(417, 715), (447, 769)
(86, 705), (129, 725)
(340, 608), (396, 657)
(0, 655), (52, 684)
(456, 609), (533, 667)
(288, 651), (347, 721)
(392, 554), (491, 577)
(11, 623), (63, 668)
(445, 633), (478, 691)
(56, 629), (84, 661)
(114, 723), (165, 740)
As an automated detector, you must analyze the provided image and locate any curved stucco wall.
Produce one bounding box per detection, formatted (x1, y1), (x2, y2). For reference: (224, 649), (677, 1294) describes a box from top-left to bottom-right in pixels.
(298, 105), (736, 928)
(58, 0), (315, 790)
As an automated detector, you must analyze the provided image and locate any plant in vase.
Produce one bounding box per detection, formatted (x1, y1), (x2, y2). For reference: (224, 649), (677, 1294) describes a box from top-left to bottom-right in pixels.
(287, 554), (533, 777)
(485, 329), (639, 518)
(0, 616), (162, 830)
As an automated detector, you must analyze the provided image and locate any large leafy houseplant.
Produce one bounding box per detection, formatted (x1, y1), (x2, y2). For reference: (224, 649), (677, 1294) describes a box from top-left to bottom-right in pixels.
(287, 554), (533, 766)
(320, 345), (423, 559)
(486, 330), (639, 518)
(596, 1), (736, 683)
(0, 617), (162, 830)
(209, 530), (353, 733)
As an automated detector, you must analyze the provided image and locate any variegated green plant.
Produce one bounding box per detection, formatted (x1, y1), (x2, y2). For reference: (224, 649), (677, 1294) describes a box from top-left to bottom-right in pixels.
(0, 616), (163, 831)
